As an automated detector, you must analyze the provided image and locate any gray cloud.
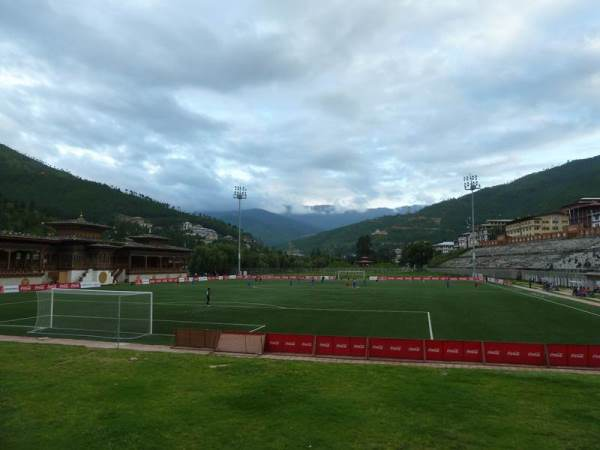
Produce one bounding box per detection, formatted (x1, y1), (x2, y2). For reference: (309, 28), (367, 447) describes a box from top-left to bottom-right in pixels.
(1, 0), (600, 213)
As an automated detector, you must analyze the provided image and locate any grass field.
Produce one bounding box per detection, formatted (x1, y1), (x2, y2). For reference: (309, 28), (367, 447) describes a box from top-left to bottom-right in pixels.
(1, 342), (600, 450)
(1, 280), (599, 345)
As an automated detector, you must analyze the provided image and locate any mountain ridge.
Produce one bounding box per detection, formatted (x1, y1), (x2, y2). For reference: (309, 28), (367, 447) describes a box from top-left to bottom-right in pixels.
(0, 143), (238, 237)
(292, 154), (600, 254)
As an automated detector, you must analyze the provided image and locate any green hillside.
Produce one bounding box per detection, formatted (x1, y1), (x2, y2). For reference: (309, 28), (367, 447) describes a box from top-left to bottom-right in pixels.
(207, 208), (322, 247)
(293, 154), (600, 254)
(0, 143), (236, 236)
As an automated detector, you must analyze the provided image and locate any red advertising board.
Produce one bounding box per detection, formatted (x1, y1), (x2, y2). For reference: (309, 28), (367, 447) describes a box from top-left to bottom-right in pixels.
(315, 336), (334, 356)
(588, 345), (600, 368)
(265, 333), (599, 370)
(424, 340), (444, 361)
(333, 336), (352, 357)
(520, 343), (545, 366)
(503, 342), (524, 365)
(547, 344), (568, 366)
(0, 285), (3, 294)
(268, 333), (314, 355)
(265, 333), (284, 352)
(350, 337), (367, 357)
(567, 345), (588, 367)
(443, 341), (464, 362)
(18, 283), (66, 293)
(485, 342), (545, 366)
(371, 338), (424, 360)
(462, 341), (483, 363)
(368, 338), (387, 358)
(56, 282), (80, 289)
(295, 335), (315, 354)
(484, 342), (505, 364)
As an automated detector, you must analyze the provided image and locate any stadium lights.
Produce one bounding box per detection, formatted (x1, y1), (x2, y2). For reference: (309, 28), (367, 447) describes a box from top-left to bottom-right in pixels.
(464, 175), (481, 279)
(233, 186), (247, 276)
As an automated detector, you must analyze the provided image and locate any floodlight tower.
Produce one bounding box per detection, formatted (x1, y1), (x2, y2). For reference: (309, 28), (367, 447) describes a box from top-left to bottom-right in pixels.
(233, 185), (247, 276)
(464, 175), (481, 278)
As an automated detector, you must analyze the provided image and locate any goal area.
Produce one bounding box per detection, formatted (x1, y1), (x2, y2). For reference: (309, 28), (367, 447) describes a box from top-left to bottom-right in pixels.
(32, 289), (153, 340)
(337, 270), (366, 281)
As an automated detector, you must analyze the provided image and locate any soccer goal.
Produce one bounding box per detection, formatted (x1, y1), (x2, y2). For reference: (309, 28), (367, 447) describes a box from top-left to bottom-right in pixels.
(32, 289), (153, 340)
(337, 270), (366, 281)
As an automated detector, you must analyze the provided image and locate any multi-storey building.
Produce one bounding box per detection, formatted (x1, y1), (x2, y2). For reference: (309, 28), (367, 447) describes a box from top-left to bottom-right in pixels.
(505, 213), (568, 238)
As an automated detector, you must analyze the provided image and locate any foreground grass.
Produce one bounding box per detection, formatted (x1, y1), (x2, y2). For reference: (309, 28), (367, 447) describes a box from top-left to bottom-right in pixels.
(1, 342), (599, 449)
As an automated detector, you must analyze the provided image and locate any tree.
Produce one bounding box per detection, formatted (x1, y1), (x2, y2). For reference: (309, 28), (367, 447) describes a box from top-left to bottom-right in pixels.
(356, 235), (372, 258)
(402, 241), (434, 268)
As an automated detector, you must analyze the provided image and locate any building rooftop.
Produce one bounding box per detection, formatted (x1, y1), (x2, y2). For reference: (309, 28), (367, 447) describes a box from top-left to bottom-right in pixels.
(45, 214), (112, 231)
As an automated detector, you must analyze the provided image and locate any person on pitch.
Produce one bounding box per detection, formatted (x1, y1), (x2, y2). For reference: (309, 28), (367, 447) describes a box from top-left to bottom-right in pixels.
(205, 287), (211, 306)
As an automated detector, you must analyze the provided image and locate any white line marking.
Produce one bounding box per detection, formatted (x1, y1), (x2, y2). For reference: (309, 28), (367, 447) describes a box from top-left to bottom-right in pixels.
(0, 316), (37, 323)
(155, 319), (263, 327)
(249, 324), (266, 333)
(157, 301), (427, 314)
(40, 314), (263, 329)
(427, 312), (434, 340)
(494, 285), (600, 319)
(0, 300), (38, 307)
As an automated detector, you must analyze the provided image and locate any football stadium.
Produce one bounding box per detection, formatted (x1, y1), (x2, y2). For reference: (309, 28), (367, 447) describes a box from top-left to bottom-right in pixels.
(3, 2), (600, 449)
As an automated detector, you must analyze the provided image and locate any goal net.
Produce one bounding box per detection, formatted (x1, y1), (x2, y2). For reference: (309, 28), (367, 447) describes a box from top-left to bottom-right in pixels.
(337, 270), (366, 281)
(32, 289), (153, 340)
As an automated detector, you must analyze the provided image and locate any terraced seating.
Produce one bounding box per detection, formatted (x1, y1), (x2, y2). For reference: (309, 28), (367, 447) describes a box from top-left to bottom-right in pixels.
(440, 236), (600, 271)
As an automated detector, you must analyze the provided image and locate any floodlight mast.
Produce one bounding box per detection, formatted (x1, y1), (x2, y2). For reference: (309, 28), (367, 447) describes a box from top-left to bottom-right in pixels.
(464, 175), (481, 279)
(233, 185), (247, 276)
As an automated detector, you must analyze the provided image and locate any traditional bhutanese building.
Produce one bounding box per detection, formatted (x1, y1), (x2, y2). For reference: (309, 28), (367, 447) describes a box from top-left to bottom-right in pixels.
(0, 215), (191, 286)
(560, 198), (600, 229)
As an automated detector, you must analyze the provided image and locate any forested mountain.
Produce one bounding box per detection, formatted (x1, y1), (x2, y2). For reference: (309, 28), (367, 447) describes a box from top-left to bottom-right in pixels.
(206, 208), (322, 246)
(0, 143), (236, 236)
(292, 155), (600, 254)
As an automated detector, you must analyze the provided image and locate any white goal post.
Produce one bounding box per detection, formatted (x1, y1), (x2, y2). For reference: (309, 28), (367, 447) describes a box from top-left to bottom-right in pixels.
(32, 289), (153, 340)
(336, 270), (366, 281)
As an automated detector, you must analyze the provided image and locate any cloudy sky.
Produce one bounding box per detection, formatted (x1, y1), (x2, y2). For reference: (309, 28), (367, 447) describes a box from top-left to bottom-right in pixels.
(1, 1), (600, 213)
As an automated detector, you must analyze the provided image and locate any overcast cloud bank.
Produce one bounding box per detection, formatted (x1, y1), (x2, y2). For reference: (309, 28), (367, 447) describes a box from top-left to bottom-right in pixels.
(1, 0), (599, 213)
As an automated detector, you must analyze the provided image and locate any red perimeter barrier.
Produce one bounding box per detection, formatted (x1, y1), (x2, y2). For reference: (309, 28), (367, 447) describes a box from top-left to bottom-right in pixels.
(567, 345), (588, 367)
(369, 338), (424, 360)
(484, 342), (545, 366)
(18, 282), (81, 293)
(424, 340), (482, 363)
(315, 336), (368, 357)
(424, 340), (444, 361)
(265, 333), (314, 354)
(547, 344), (568, 366)
(0, 285), (4, 294)
(315, 336), (334, 356)
(443, 341), (465, 362)
(588, 345), (600, 368)
(265, 334), (599, 369)
(462, 341), (484, 363)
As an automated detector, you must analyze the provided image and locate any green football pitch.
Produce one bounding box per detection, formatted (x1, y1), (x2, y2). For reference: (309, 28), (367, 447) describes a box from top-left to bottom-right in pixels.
(0, 280), (599, 344)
